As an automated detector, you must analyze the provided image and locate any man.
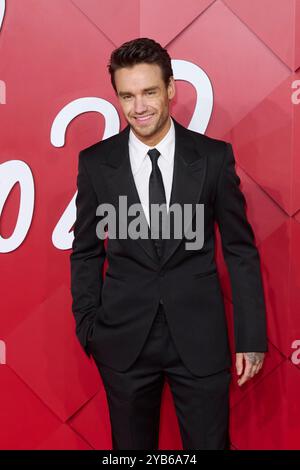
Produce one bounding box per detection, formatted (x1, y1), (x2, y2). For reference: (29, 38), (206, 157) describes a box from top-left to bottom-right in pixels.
(70, 37), (268, 450)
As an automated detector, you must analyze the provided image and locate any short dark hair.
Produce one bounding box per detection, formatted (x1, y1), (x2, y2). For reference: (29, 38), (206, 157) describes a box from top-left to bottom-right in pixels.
(107, 37), (173, 94)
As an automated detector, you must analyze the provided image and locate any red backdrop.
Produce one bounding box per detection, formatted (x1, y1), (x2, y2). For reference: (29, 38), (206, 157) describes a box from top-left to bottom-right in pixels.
(0, 0), (300, 450)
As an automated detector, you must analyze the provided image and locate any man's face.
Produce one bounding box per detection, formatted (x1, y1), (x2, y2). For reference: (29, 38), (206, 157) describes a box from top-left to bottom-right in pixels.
(114, 63), (175, 144)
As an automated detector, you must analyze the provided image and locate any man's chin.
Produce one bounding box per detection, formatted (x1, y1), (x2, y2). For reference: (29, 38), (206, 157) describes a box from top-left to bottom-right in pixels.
(131, 121), (156, 134)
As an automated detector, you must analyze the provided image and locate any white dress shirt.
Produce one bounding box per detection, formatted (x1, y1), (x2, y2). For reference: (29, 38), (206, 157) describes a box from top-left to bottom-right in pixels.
(128, 116), (175, 227)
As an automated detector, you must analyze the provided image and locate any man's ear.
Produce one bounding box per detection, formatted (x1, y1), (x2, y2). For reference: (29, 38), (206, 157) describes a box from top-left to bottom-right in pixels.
(168, 76), (176, 100)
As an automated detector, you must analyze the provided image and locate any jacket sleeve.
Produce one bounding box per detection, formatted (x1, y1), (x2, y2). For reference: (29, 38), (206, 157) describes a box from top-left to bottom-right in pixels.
(70, 150), (106, 357)
(214, 142), (268, 353)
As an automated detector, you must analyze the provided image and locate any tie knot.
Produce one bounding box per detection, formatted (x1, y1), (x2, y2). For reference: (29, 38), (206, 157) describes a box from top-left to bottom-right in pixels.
(147, 148), (161, 166)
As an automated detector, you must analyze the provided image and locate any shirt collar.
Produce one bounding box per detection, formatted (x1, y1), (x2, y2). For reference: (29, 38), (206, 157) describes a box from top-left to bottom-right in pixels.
(129, 115), (175, 175)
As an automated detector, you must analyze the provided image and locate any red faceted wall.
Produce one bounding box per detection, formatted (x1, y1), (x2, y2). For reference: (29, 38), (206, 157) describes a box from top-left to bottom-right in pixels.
(0, 0), (300, 450)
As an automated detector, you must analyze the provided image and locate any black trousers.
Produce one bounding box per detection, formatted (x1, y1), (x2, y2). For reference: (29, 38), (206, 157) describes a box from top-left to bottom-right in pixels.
(94, 304), (231, 450)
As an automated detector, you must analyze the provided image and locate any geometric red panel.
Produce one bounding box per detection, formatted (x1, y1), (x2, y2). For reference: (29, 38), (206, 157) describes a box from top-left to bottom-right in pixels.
(72, 0), (140, 48)
(230, 361), (300, 449)
(295, 0), (300, 71)
(259, 222), (291, 356)
(0, 366), (60, 449)
(69, 388), (112, 450)
(6, 284), (100, 422)
(73, 0), (216, 48)
(36, 423), (92, 450)
(169, 0), (290, 139)
(288, 218), (300, 361)
(141, 0), (216, 46)
(230, 75), (295, 215)
(224, 0), (295, 70)
(292, 70), (300, 214)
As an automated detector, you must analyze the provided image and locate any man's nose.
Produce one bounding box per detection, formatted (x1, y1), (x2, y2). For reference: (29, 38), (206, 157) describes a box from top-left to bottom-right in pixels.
(133, 97), (148, 114)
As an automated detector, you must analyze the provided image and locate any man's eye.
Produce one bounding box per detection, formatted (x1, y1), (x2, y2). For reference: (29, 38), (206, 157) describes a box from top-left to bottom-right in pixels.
(147, 91), (155, 95)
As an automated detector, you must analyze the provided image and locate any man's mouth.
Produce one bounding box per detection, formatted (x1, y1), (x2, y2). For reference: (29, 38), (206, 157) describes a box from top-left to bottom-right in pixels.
(134, 114), (154, 124)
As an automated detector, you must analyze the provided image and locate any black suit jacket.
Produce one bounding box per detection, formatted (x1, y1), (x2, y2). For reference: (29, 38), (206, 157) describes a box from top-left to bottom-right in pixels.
(70, 116), (268, 376)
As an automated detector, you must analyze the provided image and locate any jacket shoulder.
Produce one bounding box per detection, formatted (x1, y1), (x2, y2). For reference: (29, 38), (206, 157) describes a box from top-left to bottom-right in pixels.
(186, 128), (229, 176)
(78, 129), (123, 168)
(187, 127), (229, 154)
(79, 132), (116, 157)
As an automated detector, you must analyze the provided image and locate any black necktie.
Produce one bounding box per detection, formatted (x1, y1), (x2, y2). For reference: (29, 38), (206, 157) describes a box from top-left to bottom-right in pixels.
(147, 148), (167, 258)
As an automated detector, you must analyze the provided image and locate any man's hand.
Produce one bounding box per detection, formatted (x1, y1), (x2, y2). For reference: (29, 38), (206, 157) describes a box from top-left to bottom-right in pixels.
(236, 352), (265, 386)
